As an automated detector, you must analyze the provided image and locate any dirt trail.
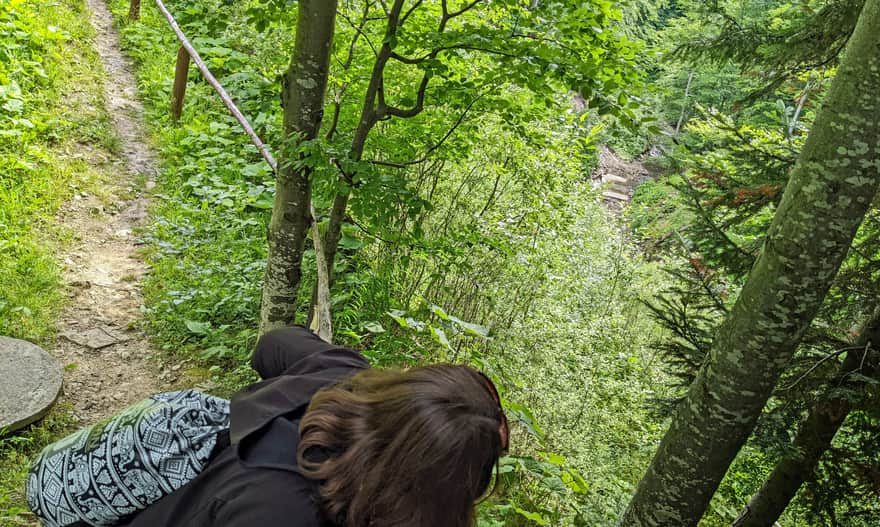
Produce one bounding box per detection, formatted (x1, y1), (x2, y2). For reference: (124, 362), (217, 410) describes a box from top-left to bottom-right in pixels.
(50, 0), (168, 425)
(593, 145), (655, 206)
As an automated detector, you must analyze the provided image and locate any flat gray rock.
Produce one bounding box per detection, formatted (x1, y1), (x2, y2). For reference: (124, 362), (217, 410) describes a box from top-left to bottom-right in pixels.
(61, 327), (120, 349)
(0, 336), (63, 434)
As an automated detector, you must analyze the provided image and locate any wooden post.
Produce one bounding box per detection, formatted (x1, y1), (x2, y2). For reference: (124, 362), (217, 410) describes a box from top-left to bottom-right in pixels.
(128, 0), (141, 20)
(170, 46), (189, 121)
(153, 0), (278, 169)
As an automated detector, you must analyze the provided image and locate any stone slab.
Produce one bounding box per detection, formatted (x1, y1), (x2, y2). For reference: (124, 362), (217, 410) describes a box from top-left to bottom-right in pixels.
(0, 336), (63, 434)
(603, 190), (630, 201)
(61, 327), (120, 349)
(602, 174), (629, 184)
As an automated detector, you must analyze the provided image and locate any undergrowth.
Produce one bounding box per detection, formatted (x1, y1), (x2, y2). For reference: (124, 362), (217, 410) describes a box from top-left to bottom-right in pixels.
(106, 1), (671, 524)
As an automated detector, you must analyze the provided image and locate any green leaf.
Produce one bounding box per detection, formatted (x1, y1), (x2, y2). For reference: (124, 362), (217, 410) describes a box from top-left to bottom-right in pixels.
(430, 304), (450, 321)
(562, 469), (590, 495)
(545, 452), (565, 466)
(449, 314), (491, 338)
(248, 196), (274, 209)
(512, 506), (550, 526)
(199, 345), (230, 359)
(506, 401), (545, 439)
(389, 309), (408, 328)
(340, 234), (364, 250)
(363, 321), (385, 333)
(430, 325), (451, 349)
(185, 320), (211, 335)
(2, 98), (24, 113)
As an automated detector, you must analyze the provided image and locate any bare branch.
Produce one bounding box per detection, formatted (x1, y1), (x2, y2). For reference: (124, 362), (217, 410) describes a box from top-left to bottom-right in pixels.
(447, 0), (483, 18)
(339, 10), (378, 57)
(327, 2), (374, 141)
(400, 0), (423, 26)
(778, 344), (867, 392)
(370, 91), (485, 167)
(390, 44), (517, 64)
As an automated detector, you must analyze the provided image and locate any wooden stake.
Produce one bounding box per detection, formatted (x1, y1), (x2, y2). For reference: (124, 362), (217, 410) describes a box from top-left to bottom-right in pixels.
(129, 0), (141, 20)
(170, 46), (189, 121)
(153, 0), (277, 171)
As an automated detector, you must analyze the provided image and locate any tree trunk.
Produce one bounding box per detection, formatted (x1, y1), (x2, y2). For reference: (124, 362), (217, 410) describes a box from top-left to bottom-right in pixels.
(309, 203), (333, 342)
(732, 307), (880, 527)
(305, 0), (406, 323)
(259, 0), (338, 335)
(674, 70), (694, 136)
(306, 192), (349, 327)
(619, 0), (880, 524)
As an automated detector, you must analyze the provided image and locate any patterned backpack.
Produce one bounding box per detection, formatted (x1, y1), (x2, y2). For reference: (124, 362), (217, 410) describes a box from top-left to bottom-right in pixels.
(27, 390), (229, 527)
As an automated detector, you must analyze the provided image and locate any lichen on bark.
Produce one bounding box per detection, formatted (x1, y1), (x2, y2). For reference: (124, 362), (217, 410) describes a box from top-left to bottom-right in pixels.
(259, 0), (338, 335)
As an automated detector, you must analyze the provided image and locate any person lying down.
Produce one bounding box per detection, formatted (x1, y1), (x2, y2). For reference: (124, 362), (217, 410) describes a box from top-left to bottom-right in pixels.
(27, 325), (509, 527)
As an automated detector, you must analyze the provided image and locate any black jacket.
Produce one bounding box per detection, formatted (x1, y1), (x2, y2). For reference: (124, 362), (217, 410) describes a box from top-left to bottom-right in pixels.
(121, 326), (369, 527)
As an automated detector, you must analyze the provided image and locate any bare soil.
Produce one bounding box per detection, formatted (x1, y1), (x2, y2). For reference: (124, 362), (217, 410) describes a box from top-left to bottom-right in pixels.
(50, 0), (170, 426)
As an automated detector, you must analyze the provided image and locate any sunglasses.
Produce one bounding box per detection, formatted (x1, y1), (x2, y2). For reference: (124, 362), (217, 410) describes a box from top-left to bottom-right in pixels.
(476, 371), (510, 453)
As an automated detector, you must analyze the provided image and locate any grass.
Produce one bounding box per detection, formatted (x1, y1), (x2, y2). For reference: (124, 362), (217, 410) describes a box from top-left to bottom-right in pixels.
(0, 0), (116, 342)
(0, 0), (119, 520)
(0, 406), (75, 526)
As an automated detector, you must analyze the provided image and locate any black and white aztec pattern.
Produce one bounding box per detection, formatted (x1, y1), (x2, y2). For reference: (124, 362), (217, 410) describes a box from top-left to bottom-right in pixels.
(26, 390), (229, 527)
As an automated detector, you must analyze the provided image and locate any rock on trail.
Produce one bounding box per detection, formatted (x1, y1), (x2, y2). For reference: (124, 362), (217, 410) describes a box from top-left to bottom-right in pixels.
(0, 337), (63, 434)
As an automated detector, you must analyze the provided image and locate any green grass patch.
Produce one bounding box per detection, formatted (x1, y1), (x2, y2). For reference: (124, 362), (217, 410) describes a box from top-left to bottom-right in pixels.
(0, 0), (116, 342)
(0, 405), (76, 526)
(0, 0), (118, 519)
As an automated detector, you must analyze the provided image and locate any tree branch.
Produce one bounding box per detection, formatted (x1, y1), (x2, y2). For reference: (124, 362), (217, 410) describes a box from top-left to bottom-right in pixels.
(399, 0), (423, 25)
(327, 2), (374, 141)
(446, 0), (483, 18)
(339, 9), (378, 57)
(378, 74), (430, 118)
(370, 91), (485, 167)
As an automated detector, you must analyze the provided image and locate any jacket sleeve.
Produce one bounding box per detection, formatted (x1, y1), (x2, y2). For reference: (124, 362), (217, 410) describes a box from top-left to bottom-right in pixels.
(251, 325), (352, 379)
(213, 482), (322, 527)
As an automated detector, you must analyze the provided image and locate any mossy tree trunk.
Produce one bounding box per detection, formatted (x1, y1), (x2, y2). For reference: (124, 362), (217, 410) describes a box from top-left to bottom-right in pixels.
(619, 0), (880, 524)
(259, 0), (337, 335)
(732, 307), (880, 527)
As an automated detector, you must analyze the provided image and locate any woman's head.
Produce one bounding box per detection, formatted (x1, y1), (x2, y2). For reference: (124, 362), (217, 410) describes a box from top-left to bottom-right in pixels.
(298, 364), (508, 527)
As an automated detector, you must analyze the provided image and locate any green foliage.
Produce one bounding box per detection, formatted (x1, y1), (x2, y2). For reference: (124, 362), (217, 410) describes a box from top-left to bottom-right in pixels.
(105, 1), (671, 524)
(669, 0), (861, 101)
(630, 12), (880, 520)
(0, 405), (76, 525)
(0, 0), (116, 341)
(0, 0), (119, 518)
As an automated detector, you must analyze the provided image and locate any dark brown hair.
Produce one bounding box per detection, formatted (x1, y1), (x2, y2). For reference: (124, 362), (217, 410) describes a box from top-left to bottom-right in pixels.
(297, 365), (505, 527)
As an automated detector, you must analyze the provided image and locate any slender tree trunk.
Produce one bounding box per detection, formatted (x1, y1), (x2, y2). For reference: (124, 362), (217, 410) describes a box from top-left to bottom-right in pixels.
(305, 0), (406, 322)
(620, 1), (880, 524)
(732, 307), (880, 527)
(259, 0), (338, 335)
(309, 203), (333, 342)
(674, 70), (694, 136)
(306, 192), (348, 328)
(788, 78), (812, 138)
